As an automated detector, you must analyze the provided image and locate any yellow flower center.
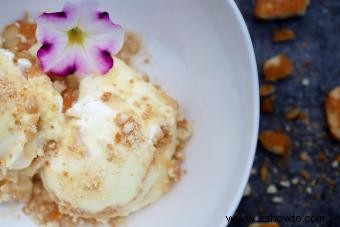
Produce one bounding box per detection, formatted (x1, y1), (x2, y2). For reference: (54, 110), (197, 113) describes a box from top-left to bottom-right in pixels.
(68, 27), (85, 45)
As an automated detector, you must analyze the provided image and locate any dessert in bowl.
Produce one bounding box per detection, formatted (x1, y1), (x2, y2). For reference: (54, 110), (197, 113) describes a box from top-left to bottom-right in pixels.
(0, 1), (191, 225)
(0, 0), (259, 227)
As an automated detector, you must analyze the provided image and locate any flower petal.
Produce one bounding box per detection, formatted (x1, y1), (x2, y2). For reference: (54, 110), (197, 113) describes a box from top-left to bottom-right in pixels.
(37, 34), (68, 73)
(65, 44), (113, 75)
(38, 42), (114, 77)
(78, 7), (124, 54)
(36, 2), (81, 32)
(85, 27), (124, 57)
(42, 46), (80, 77)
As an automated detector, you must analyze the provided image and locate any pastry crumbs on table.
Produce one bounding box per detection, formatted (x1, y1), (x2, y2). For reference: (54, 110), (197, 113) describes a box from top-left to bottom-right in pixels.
(272, 196), (283, 203)
(300, 170), (311, 181)
(259, 162), (269, 181)
(323, 176), (336, 188)
(316, 153), (328, 162)
(259, 131), (291, 155)
(243, 183), (252, 197)
(336, 154), (340, 162)
(325, 86), (340, 140)
(263, 54), (293, 82)
(273, 28), (295, 43)
(285, 108), (303, 120)
(299, 152), (313, 164)
(261, 98), (274, 113)
(279, 180), (290, 188)
(266, 184), (277, 194)
(259, 84), (274, 97)
(285, 107), (310, 125)
(249, 222), (280, 227)
(254, 0), (310, 20)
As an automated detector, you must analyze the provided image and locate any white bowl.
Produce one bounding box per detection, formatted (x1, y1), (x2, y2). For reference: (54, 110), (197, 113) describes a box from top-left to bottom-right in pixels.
(0, 0), (259, 226)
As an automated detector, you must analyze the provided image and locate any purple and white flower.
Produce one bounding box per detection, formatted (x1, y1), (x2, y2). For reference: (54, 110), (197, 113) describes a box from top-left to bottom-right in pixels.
(36, 1), (124, 77)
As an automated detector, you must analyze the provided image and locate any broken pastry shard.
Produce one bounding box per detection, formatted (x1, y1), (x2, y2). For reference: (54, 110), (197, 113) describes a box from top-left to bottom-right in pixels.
(263, 54), (293, 82)
(259, 162), (269, 181)
(260, 84), (274, 97)
(259, 131), (291, 155)
(249, 222), (280, 227)
(273, 29), (295, 43)
(254, 0), (310, 20)
(261, 98), (274, 113)
(325, 87), (340, 140)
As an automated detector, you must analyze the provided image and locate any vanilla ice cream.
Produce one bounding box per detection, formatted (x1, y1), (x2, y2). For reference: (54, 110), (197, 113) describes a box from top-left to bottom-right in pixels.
(40, 58), (189, 219)
(0, 49), (62, 172)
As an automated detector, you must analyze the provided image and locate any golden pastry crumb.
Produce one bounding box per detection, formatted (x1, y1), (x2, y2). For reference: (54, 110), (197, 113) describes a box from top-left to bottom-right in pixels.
(259, 131), (291, 155)
(273, 29), (295, 42)
(259, 84), (275, 97)
(116, 32), (142, 66)
(254, 0), (310, 20)
(325, 87), (340, 140)
(101, 91), (113, 102)
(285, 107), (309, 125)
(261, 98), (274, 113)
(1, 14), (37, 53)
(0, 175), (33, 202)
(263, 54), (293, 82)
(249, 222), (280, 227)
(259, 162), (269, 181)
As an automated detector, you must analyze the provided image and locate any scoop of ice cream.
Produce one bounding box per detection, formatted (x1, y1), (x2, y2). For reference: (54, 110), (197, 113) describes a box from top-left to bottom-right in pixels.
(0, 48), (63, 171)
(41, 58), (183, 219)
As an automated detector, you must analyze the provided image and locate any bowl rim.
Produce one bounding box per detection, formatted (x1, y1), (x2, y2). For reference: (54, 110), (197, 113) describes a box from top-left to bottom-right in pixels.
(219, 1), (259, 226)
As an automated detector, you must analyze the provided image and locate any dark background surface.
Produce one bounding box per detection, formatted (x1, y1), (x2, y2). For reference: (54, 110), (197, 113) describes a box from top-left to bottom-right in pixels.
(230, 1), (340, 227)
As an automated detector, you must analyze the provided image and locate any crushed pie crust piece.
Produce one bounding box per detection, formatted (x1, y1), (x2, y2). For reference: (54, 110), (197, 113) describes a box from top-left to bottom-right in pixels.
(285, 107), (310, 125)
(273, 29), (295, 43)
(263, 54), (293, 82)
(259, 131), (291, 155)
(325, 87), (340, 140)
(260, 84), (275, 97)
(249, 222), (280, 227)
(259, 162), (269, 181)
(261, 98), (274, 113)
(254, 0), (310, 20)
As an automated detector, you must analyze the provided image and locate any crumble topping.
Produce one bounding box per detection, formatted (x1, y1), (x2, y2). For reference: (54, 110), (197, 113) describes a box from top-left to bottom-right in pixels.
(154, 125), (171, 148)
(61, 88), (78, 112)
(24, 96), (39, 114)
(0, 174), (33, 202)
(43, 140), (58, 153)
(1, 13), (37, 53)
(101, 92), (113, 102)
(117, 32), (142, 66)
(114, 115), (143, 147)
